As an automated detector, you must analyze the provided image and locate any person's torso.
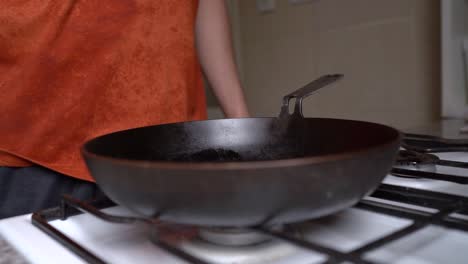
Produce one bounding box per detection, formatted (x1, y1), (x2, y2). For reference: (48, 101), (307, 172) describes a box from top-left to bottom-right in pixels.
(0, 0), (207, 181)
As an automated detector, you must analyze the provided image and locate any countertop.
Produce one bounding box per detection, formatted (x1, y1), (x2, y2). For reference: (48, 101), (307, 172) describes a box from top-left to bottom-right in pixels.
(404, 119), (468, 140)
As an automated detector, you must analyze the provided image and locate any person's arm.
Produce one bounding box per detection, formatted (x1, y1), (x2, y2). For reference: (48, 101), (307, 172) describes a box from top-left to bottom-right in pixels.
(195, 0), (249, 118)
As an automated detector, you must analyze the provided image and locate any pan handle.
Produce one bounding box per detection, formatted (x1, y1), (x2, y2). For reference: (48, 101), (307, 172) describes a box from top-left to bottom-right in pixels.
(279, 74), (344, 118)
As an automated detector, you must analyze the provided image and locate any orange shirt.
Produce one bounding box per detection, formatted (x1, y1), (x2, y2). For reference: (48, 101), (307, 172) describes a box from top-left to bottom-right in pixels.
(0, 0), (207, 181)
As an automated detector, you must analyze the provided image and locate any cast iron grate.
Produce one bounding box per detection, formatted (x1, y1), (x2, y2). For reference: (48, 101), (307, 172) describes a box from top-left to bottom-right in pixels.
(31, 184), (468, 264)
(31, 133), (468, 264)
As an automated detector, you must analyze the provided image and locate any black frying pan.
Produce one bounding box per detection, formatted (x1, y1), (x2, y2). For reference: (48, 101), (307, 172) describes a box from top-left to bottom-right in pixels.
(82, 74), (401, 227)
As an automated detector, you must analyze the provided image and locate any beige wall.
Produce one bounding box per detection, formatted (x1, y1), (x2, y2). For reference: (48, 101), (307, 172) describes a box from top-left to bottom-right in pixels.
(234, 0), (440, 130)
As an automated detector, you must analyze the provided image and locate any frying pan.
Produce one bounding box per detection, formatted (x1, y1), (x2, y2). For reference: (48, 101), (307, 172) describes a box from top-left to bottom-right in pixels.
(82, 74), (401, 227)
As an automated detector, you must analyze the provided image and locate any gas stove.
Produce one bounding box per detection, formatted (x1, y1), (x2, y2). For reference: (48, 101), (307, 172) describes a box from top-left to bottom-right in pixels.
(1, 125), (468, 264)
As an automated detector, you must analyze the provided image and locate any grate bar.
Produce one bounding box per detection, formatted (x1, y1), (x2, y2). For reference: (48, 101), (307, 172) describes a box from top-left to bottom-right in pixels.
(258, 227), (373, 264)
(357, 199), (432, 221)
(390, 168), (468, 184)
(29, 178), (468, 264)
(441, 216), (468, 232)
(32, 210), (106, 264)
(33, 196), (209, 264)
(61, 195), (153, 224)
(436, 159), (468, 168)
(371, 184), (468, 209)
(351, 205), (459, 255)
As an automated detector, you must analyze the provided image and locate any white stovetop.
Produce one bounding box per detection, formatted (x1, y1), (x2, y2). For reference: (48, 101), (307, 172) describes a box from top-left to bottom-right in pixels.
(1, 161), (468, 264)
(0, 201), (416, 264)
(2, 120), (468, 264)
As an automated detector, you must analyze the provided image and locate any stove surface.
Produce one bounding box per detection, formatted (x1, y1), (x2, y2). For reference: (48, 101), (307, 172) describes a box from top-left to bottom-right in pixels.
(384, 151), (468, 197)
(1, 120), (468, 264)
(2, 182), (468, 264)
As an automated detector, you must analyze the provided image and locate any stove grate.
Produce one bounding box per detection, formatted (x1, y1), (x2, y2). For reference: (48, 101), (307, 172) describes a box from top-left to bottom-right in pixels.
(31, 134), (468, 264)
(31, 183), (468, 264)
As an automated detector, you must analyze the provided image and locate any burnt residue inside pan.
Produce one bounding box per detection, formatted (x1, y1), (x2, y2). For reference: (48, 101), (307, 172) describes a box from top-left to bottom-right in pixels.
(170, 148), (244, 162)
(167, 146), (304, 162)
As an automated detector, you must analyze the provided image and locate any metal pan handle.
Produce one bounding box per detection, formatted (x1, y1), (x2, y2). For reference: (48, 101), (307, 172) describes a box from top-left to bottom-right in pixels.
(279, 74), (343, 118)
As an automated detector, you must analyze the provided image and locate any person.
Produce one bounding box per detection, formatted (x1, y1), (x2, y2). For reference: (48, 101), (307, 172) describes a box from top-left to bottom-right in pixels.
(0, 0), (249, 219)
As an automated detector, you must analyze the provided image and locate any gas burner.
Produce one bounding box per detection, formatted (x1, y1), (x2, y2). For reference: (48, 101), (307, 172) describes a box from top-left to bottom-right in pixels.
(394, 150), (439, 174)
(198, 227), (273, 246)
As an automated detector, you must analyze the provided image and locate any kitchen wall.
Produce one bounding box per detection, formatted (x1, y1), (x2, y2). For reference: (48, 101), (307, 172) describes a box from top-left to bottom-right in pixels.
(219, 0), (440, 130)
(441, 0), (468, 119)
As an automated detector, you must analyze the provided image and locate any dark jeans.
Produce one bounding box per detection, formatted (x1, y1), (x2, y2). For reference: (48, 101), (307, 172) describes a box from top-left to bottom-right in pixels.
(0, 166), (105, 219)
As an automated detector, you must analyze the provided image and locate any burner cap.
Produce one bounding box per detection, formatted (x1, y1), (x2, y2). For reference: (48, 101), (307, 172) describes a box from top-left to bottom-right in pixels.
(394, 150), (439, 173)
(198, 227), (272, 246)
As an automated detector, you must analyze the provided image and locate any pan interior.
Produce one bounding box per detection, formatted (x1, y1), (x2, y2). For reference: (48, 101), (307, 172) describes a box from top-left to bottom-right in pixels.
(84, 118), (400, 163)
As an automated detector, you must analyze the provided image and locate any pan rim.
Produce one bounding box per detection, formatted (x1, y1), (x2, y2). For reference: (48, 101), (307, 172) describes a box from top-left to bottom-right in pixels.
(81, 117), (402, 171)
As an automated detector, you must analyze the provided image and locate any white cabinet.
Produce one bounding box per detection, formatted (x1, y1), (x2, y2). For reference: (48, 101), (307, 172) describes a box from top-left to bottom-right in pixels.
(442, 0), (468, 118)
